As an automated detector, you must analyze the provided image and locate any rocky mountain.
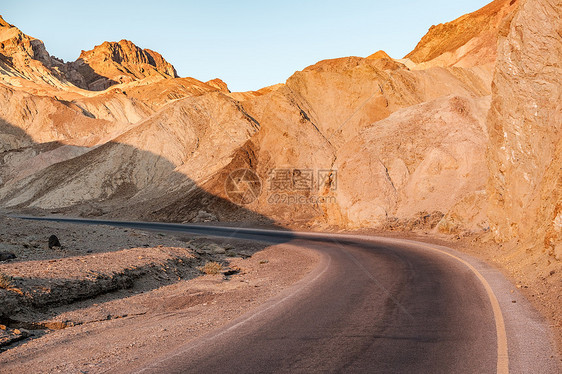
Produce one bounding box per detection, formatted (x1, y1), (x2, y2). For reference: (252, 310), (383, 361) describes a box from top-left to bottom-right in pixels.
(229, 55), (492, 227)
(0, 1), (504, 224)
(65, 40), (178, 91)
(0, 15), (71, 89)
(0, 17), (233, 202)
(0, 16), (178, 93)
(0, 0), (559, 264)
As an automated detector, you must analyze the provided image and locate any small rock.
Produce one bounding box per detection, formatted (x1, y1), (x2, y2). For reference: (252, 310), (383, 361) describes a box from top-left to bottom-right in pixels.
(48, 235), (61, 249)
(17, 328), (29, 336)
(222, 269), (240, 276)
(206, 244), (226, 255)
(193, 210), (218, 223)
(0, 252), (16, 261)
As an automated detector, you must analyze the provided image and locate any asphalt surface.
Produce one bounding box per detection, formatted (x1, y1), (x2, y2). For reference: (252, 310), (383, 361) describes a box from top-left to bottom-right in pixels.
(14, 216), (562, 373)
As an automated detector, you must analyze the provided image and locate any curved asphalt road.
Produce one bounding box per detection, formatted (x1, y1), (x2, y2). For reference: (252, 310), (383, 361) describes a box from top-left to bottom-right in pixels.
(13, 216), (561, 373)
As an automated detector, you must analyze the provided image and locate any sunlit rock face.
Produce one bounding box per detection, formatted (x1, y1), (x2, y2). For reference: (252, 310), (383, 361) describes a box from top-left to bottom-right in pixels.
(404, 0), (519, 69)
(0, 16), (177, 92)
(486, 0), (562, 257)
(0, 15), (72, 88)
(66, 40), (178, 91)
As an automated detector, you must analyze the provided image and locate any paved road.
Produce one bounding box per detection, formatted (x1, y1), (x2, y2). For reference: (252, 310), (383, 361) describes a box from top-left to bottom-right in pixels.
(14, 216), (561, 373)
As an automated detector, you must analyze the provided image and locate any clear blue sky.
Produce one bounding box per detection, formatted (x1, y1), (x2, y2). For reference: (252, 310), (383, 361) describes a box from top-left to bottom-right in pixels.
(2, 0), (491, 92)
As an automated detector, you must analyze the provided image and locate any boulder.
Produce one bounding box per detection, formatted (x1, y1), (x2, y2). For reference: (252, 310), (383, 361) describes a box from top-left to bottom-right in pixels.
(0, 252), (16, 261)
(48, 235), (61, 249)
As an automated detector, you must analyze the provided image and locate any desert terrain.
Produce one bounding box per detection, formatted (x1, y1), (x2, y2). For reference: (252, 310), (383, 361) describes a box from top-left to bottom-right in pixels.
(0, 0), (560, 372)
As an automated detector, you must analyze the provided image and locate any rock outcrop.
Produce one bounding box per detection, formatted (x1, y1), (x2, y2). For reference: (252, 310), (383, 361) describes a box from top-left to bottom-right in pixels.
(486, 0), (562, 258)
(0, 15), (71, 89)
(405, 0), (519, 68)
(281, 55), (491, 148)
(0, 18), (179, 92)
(65, 40), (178, 91)
(332, 95), (490, 228)
(205, 78), (230, 93)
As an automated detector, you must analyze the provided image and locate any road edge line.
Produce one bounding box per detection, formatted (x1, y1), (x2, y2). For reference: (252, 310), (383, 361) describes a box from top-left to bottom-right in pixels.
(417, 243), (509, 374)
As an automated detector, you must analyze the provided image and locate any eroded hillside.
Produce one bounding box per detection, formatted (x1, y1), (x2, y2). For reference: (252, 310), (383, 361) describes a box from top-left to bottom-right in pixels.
(0, 0), (558, 259)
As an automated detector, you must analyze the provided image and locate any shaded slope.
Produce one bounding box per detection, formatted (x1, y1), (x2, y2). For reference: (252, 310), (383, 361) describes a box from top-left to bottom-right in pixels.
(0, 92), (262, 222)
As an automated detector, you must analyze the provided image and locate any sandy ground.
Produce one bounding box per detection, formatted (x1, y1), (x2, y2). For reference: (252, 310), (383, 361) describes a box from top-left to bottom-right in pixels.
(0, 216), (319, 373)
(0, 245), (318, 374)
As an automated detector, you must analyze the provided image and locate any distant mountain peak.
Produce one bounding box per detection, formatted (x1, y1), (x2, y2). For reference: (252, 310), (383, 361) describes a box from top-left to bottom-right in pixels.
(70, 39), (178, 91)
(205, 78), (230, 93)
(366, 50), (392, 60)
(403, 0), (519, 68)
(0, 14), (12, 28)
(0, 15), (179, 92)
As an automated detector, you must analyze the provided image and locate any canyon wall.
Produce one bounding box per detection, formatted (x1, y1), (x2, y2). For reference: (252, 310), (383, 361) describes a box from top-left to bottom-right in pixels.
(3, 0), (560, 244)
(486, 0), (562, 258)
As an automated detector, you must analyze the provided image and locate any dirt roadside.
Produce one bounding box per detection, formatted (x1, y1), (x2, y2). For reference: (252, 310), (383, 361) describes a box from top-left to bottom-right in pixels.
(0, 216), (319, 373)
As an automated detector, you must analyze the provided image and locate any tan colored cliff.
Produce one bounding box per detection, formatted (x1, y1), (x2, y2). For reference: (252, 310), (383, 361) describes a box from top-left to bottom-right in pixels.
(486, 0), (562, 259)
